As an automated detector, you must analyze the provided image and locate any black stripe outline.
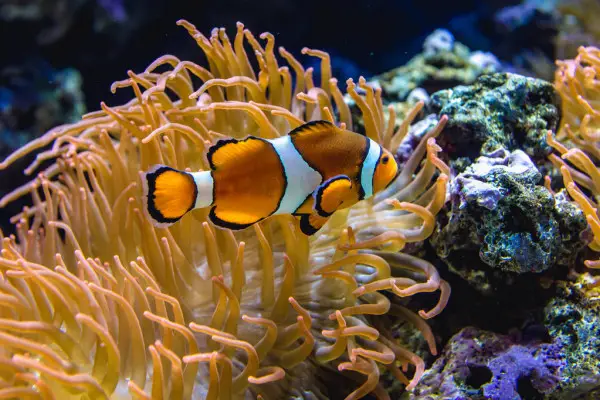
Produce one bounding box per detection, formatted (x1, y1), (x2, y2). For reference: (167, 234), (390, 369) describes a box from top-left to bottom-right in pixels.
(288, 121), (331, 177)
(356, 135), (370, 200)
(269, 138), (288, 215)
(313, 174), (351, 217)
(370, 147), (383, 195)
(299, 214), (321, 235)
(206, 138), (238, 170)
(288, 120), (335, 136)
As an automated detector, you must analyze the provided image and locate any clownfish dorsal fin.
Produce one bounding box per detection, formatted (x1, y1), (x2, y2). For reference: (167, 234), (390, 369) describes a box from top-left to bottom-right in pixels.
(298, 213), (330, 236)
(288, 120), (337, 138)
(313, 175), (353, 217)
(206, 136), (266, 170)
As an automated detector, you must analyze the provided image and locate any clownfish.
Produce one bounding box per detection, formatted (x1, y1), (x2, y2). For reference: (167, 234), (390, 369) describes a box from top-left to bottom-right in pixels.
(142, 120), (398, 235)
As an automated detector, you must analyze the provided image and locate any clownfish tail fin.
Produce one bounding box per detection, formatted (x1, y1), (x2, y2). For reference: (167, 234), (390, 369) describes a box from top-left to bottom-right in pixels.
(142, 165), (213, 228)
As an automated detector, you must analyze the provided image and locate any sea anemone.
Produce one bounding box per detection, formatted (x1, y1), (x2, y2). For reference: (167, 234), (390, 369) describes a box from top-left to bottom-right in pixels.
(0, 19), (450, 399)
(549, 46), (600, 273)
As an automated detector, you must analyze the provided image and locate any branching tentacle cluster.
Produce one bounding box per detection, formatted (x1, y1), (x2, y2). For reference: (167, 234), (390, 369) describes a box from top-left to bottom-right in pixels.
(0, 19), (450, 399)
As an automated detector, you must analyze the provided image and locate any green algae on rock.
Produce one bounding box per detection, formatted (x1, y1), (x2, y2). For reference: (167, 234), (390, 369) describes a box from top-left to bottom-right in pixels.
(431, 72), (561, 173)
(374, 29), (501, 102)
(431, 149), (588, 292)
(349, 29), (500, 139)
(545, 274), (600, 398)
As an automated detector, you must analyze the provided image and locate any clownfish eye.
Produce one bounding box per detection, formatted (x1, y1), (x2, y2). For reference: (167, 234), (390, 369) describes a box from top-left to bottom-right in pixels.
(382, 155), (390, 164)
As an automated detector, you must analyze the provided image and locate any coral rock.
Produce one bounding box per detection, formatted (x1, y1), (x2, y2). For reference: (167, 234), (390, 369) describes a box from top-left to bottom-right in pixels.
(544, 275), (600, 398)
(431, 149), (588, 290)
(374, 29), (501, 102)
(431, 72), (561, 172)
(409, 326), (565, 400)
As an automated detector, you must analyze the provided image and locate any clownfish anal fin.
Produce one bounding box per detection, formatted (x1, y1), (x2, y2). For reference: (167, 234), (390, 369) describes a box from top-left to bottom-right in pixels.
(288, 120), (336, 138)
(298, 213), (329, 236)
(206, 136), (266, 170)
(313, 175), (353, 217)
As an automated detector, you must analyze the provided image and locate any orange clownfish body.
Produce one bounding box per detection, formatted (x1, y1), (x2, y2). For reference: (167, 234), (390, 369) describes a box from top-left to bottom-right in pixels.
(142, 120), (398, 235)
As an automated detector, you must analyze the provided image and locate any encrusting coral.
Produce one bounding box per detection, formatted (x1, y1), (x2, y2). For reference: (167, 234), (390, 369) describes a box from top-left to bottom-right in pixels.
(409, 326), (565, 400)
(548, 46), (600, 276)
(430, 72), (561, 171)
(372, 29), (500, 103)
(0, 20), (450, 399)
(431, 148), (587, 294)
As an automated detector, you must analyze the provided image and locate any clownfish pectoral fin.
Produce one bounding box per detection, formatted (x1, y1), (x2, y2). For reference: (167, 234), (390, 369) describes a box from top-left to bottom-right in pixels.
(313, 175), (353, 217)
(142, 165), (200, 228)
(298, 213), (330, 236)
(207, 136), (266, 170)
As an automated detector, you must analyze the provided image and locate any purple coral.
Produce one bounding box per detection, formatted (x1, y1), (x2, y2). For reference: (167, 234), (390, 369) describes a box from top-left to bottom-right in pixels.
(410, 327), (565, 400)
(484, 342), (564, 398)
(453, 148), (539, 211)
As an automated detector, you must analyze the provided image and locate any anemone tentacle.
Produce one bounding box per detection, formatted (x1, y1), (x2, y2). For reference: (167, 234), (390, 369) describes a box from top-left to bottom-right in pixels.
(0, 19), (449, 399)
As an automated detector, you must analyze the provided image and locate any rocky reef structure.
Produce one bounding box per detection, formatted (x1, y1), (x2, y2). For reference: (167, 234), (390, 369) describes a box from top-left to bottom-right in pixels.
(406, 42), (600, 400)
(425, 69), (587, 293)
(349, 30), (502, 160)
(412, 272), (600, 399)
(346, 11), (599, 400)
(545, 273), (600, 397)
(0, 20), (451, 399)
(408, 326), (565, 400)
(373, 29), (501, 103)
(431, 148), (588, 292)
(431, 72), (561, 172)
